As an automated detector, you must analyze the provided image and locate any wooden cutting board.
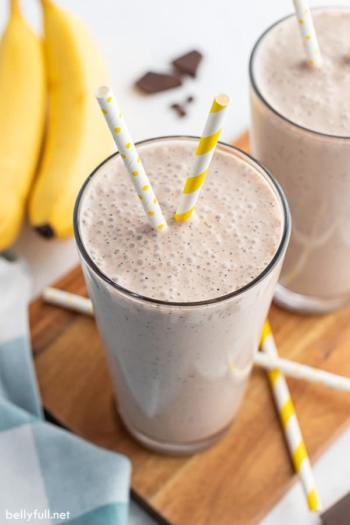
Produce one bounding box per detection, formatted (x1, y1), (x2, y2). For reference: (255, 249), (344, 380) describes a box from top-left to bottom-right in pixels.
(29, 132), (350, 525)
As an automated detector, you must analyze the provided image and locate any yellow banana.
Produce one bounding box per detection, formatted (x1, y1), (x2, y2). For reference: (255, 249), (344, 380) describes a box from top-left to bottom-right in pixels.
(0, 0), (45, 251)
(29, 0), (112, 239)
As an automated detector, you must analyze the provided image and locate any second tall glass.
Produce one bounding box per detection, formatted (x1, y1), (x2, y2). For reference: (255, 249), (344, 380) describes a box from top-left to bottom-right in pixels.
(250, 8), (350, 314)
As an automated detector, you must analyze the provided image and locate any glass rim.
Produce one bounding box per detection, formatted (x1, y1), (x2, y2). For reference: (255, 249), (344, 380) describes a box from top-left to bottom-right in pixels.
(73, 135), (291, 308)
(249, 6), (350, 141)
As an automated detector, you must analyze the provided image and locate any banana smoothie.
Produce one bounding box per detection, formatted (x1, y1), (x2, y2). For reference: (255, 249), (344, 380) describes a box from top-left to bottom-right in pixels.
(250, 8), (350, 313)
(74, 137), (290, 454)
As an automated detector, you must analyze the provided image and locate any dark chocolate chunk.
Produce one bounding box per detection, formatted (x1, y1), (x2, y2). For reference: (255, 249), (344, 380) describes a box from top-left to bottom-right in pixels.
(170, 103), (186, 117)
(172, 51), (203, 77)
(322, 492), (350, 525)
(136, 72), (182, 94)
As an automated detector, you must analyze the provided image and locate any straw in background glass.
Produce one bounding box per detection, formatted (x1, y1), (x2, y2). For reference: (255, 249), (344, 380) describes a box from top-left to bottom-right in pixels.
(95, 86), (167, 231)
(293, 0), (322, 67)
(260, 320), (321, 512)
(174, 93), (230, 221)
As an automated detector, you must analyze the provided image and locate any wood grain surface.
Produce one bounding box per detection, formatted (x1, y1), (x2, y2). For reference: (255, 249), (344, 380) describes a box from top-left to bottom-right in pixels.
(30, 132), (350, 525)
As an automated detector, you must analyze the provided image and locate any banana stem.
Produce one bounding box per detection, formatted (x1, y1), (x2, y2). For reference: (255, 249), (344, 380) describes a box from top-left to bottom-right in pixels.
(10, 0), (21, 17)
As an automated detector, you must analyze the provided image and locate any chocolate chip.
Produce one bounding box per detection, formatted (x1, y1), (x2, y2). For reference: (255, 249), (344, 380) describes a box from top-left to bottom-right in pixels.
(322, 492), (350, 525)
(170, 103), (186, 117)
(187, 96), (194, 103)
(135, 72), (182, 94)
(172, 51), (203, 77)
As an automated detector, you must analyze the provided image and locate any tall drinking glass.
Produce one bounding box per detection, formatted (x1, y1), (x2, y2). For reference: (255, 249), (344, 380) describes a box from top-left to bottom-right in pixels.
(74, 137), (290, 454)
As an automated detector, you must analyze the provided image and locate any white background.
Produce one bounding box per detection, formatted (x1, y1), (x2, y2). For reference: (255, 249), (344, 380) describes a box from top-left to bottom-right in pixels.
(1, 0), (350, 523)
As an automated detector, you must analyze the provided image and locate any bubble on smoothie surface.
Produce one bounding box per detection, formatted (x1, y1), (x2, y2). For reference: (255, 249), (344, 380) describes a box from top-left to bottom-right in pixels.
(80, 141), (283, 302)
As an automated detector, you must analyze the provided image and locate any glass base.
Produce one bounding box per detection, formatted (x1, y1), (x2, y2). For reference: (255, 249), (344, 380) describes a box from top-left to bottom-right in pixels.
(119, 410), (231, 455)
(274, 283), (350, 315)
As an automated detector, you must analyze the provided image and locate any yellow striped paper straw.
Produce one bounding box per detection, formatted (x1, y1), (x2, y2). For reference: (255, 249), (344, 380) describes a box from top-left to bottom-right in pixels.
(260, 321), (322, 512)
(41, 288), (350, 398)
(95, 86), (167, 231)
(43, 287), (94, 316)
(174, 93), (230, 221)
(293, 0), (322, 67)
(255, 352), (350, 393)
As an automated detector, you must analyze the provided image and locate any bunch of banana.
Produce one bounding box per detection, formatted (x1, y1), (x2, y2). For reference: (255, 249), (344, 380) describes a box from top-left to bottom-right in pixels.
(0, 0), (112, 250)
(0, 0), (45, 251)
(29, 0), (112, 238)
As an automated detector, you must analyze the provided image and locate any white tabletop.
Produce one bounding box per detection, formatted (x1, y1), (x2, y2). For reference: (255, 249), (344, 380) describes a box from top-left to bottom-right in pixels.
(2, 0), (350, 522)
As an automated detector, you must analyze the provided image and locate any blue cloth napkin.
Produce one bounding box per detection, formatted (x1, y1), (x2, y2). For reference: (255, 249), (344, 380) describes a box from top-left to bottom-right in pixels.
(0, 255), (131, 524)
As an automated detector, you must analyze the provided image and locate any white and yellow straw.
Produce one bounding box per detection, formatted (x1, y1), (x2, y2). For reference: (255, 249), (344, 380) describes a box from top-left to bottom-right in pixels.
(260, 321), (321, 512)
(43, 287), (94, 316)
(255, 351), (350, 393)
(293, 0), (322, 67)
(95, 86), (167, 231)
(42, 287), (350, 398)
(174, 93), (230, 221)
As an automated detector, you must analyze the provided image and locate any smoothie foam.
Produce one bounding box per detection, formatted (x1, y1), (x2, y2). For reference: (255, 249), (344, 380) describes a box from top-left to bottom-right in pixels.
(80, 140), (282, 302)
(253, 9), (350, 136)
